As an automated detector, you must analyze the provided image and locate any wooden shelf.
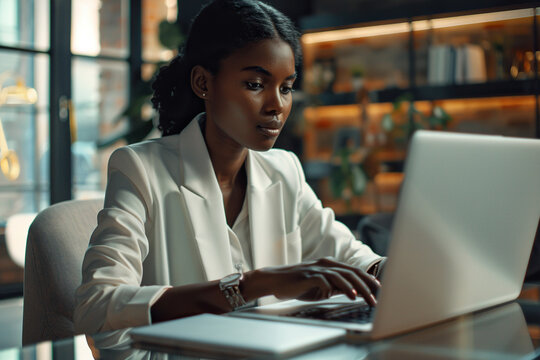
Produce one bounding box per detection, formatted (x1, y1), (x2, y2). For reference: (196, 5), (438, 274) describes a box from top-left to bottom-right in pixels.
(310, 79), (538, 106)
(371, 79), (538, 103)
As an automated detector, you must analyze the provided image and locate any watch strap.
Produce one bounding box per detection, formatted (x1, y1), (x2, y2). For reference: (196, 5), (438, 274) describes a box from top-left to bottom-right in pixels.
(219, 267), (247, 311)
(221, 283), (247, 310)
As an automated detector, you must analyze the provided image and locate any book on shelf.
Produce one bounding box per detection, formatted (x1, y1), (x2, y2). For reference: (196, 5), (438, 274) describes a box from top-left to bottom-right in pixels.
(428, 44), (486, 86)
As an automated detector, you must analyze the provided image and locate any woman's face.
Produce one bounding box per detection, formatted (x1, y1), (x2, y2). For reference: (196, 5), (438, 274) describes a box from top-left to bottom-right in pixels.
(204, 38), (296, 152)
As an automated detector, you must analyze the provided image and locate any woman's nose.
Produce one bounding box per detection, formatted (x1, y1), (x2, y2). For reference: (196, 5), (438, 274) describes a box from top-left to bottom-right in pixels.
(263, 88), (284, 115)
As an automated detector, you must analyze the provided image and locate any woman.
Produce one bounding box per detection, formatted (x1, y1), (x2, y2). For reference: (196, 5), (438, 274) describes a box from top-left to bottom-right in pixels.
(75, 0), (384, 334)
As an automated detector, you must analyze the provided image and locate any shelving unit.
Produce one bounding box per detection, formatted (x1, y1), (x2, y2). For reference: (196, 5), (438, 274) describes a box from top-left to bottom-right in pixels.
(298, 4), (539, 215)
(311, 79), (537, 104)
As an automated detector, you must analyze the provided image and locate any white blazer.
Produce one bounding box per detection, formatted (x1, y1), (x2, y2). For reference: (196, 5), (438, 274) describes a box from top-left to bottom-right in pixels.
(74, 114), (381, 334)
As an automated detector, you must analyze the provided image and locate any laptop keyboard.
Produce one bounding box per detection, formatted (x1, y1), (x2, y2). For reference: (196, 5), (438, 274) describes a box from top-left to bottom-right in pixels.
(287, 303), (375, 324)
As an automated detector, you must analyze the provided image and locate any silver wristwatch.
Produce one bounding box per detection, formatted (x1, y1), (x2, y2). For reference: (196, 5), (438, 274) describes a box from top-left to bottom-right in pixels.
(219, 266), (247, 311)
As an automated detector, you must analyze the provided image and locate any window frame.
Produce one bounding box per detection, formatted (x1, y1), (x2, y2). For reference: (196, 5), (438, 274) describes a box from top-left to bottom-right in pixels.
(47, 0), (142, 204)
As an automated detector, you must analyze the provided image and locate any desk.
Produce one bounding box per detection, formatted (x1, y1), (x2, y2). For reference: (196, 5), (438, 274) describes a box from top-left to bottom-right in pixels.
(4, 284), (540, 359)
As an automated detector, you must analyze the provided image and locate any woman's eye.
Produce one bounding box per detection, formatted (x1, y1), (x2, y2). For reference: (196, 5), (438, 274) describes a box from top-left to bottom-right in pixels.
(280, 86), (294, 95)
(246, 82), (263, 90)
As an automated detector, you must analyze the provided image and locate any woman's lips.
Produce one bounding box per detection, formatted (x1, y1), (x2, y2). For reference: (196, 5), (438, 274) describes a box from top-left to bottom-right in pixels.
(257, 125), (280, 137)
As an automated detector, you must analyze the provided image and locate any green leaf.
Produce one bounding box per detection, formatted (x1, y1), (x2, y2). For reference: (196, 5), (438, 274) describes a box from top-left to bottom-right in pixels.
(350, 164), (367, 195)
(338, 148), (351, 172)
(381, 114), (394, 132)
(329, 166), (346, 198)
(158, 20), (185, 50)
(433, 105), (444, 118)
(434, 106), (452, 127)
(427, 115), (440, 127)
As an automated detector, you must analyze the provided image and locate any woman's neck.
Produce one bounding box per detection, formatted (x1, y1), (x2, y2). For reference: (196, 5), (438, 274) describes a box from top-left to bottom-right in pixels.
(202, 119), (248, 188)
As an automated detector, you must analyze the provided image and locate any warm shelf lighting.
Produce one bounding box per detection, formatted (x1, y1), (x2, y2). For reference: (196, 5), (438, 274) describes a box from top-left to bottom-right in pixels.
(437, 96), (536, 112)
(303, 8), (534, 45)
(413, 8), (534, 31)
(302, 23), (410, 44)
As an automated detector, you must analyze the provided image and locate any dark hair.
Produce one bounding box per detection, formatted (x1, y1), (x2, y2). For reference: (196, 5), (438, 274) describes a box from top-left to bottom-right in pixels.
(151, 0), (302, 136)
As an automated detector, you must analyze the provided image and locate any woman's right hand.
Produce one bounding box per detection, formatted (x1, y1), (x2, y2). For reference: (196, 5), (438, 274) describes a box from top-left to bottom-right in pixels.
(241, 257), (380, 307)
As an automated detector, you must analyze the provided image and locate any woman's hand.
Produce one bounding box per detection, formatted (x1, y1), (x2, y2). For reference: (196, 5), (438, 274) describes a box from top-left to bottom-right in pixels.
(241, 257), (380, 307)
(150, 257), (381, 324)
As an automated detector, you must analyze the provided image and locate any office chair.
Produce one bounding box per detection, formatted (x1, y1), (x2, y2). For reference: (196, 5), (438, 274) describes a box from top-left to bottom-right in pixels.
(356, 213), (394, 257)
(22, 198), (103, 345)
(5, 213), (37, 268)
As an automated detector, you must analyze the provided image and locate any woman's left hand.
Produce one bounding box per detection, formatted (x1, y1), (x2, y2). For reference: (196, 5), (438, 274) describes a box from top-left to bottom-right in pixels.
(240, 257), (381, 306)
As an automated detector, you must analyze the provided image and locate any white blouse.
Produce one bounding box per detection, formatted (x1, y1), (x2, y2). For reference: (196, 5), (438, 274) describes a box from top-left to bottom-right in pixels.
(228, 196), (253, 272)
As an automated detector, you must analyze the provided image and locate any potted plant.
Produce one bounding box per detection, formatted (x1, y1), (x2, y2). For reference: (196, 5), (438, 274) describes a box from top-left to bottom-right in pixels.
(381, 93), (452, 148)
(329, 146), (368, 214)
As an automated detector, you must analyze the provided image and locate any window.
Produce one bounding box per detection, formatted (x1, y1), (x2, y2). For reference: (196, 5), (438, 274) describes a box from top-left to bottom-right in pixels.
(71, 0), (131, 199)
(0, 0), (144, 297)
(0, 0), (50, 220)
(0, 0), (50, 297)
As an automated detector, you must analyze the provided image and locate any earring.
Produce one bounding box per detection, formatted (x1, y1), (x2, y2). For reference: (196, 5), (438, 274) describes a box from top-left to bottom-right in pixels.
(202, 93), (206, 97)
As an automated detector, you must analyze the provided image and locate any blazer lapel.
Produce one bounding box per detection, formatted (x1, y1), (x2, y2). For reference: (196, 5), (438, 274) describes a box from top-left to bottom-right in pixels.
(247, 151), (287, 270)
(178, 116), (234, 281)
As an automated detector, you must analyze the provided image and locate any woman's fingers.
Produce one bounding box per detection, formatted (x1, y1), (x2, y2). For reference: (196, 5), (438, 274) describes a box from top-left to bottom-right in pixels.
(306, 267), (377, 306)
(315, 257), (381, 293)
(306, 273), (333, 300)
(328, 267), (377, 306)
(318, 268), (358, 300)
(260, 259), (382, 305)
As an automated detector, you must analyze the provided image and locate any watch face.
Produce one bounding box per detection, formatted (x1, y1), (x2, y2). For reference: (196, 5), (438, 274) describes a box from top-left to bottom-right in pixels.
(221, 273), (241, 286)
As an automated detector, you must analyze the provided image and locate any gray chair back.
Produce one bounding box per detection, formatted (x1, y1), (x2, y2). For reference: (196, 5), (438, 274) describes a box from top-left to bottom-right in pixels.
(22, 198), (103, 345)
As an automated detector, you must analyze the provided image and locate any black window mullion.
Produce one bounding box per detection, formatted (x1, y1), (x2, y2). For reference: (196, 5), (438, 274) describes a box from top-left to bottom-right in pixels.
(129, 0), (143, 104)
(49, 0), (73, 204)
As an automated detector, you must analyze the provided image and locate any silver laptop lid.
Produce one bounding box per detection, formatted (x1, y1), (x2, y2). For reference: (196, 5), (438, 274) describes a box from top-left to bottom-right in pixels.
(372, 131), (540, 339)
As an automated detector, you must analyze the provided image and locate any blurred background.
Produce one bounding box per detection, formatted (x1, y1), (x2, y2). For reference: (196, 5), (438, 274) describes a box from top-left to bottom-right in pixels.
(0, 0), (538, 332)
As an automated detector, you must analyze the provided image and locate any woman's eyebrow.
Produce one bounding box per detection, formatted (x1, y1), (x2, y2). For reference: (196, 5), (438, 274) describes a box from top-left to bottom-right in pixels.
(241, 66), (297, 80)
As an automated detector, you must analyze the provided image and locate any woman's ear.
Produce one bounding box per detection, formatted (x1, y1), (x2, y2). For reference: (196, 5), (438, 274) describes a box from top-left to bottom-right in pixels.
(191, 65), (212, 100)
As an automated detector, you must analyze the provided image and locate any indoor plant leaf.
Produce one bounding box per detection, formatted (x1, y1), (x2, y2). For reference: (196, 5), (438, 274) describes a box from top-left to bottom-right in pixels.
(350, 164), (367, 195)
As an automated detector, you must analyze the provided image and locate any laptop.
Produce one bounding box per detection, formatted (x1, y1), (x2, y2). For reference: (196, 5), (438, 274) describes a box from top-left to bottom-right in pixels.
(233, 130), (540, 340)
(130, 313), (346, 358)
